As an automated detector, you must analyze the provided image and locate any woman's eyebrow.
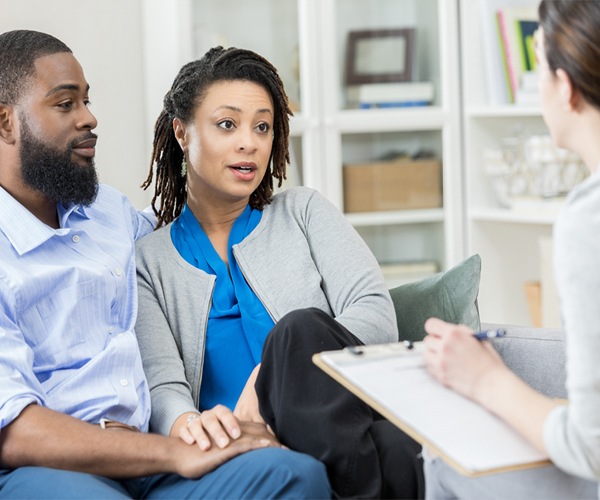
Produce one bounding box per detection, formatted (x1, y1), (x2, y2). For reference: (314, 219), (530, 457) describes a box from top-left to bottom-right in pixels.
(215, 105), (272, 115)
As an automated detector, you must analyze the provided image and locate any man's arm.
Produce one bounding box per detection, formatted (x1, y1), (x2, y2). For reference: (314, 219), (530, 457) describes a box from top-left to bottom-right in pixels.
(0, 404), (279, 479)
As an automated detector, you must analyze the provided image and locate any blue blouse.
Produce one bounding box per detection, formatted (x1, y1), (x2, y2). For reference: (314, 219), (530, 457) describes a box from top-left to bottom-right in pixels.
(171, 204), (275, 412)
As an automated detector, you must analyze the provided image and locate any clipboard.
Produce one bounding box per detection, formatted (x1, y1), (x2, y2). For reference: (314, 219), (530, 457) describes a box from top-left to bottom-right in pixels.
(313, 342), (551, 477)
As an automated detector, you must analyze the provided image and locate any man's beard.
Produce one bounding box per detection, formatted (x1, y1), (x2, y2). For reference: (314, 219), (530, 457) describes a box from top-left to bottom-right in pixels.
(19, 117), (99, 207)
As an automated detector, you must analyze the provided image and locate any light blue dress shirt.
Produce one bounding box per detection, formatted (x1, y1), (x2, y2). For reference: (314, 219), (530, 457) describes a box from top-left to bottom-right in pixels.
(0, 184), (154, 432)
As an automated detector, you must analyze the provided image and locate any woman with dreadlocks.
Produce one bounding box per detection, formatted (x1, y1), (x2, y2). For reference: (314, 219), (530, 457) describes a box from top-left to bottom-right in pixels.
(135, 46), (423, 499)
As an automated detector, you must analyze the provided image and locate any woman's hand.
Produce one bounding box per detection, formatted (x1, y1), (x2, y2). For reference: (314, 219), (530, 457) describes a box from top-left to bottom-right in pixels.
(173, 406), (242, 451)
(234, 364), (266, 425)
(422, 318), (508, 404)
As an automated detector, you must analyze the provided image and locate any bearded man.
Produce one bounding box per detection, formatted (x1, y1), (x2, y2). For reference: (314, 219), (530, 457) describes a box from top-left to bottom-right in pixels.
(0, 30), (329, 500)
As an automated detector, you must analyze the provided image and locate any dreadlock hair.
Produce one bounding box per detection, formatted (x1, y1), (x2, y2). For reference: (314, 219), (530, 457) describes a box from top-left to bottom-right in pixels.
(0, 30), (72, 105)
(142, 46), (293, 228)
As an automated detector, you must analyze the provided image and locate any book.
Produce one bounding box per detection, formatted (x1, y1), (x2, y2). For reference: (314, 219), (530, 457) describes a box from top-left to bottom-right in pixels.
(347, 82), (434, 108)
(516, 20), (538, 72)
(497, 6), (538, 102)
(313, 342), (551, 477)
(479, 0), (510, 105)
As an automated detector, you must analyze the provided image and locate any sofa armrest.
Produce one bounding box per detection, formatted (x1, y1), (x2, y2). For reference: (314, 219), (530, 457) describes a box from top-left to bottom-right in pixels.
(482, 322), (567, 399)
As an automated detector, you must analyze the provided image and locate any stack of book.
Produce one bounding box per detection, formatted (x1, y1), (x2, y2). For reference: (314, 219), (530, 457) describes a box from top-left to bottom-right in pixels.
(346, 82), (434, 109)
(496, 5), (539, 104)
(479, 0), (540, 105)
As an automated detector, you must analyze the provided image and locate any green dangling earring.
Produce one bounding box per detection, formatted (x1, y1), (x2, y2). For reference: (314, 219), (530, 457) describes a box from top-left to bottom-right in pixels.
(181, 158), (187, 178)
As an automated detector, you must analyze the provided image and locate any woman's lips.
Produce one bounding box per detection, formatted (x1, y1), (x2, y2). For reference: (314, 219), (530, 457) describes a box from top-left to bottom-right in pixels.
(229, 162), (257, 181)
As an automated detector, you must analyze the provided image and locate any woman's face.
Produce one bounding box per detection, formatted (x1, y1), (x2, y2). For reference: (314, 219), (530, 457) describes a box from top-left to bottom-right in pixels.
(181, 80), (274, 207)
(535, 28), (568, 148)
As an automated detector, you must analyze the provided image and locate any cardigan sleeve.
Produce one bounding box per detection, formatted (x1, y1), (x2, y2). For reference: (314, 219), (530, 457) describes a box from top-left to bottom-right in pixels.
(302, 190), (398, 345)
(135, 231), (200, 436)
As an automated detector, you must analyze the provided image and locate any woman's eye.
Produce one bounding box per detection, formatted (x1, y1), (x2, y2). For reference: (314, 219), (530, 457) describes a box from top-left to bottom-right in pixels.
(58, 101), (73, 109)
(256, 122), (270, 133)
(218, 120), (235, 130)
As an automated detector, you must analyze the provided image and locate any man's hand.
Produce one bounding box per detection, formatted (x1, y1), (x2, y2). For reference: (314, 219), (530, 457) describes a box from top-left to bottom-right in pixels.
(0, 404), (282, 480)
(234, 364), (265, 425)
(174, 421), (281, 479)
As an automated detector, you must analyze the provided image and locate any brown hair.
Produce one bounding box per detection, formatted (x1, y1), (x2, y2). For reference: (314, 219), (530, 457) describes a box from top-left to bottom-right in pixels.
(539, 0), (600, 110)
(141, 46), (292, 228)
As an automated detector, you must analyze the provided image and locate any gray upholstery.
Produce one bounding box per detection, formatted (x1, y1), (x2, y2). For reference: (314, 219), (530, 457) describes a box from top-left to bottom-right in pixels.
(484, 322), (567, 400)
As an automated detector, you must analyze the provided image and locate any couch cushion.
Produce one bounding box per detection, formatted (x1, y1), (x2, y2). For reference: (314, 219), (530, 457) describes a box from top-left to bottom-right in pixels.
(389, 254), (481, 343)
(486, 323), (567, 399)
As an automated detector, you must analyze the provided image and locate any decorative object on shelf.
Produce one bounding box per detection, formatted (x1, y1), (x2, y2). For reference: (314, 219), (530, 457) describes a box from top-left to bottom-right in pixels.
(345, 28), (415, 85)
(343, 149), (442, 214)
(346, 81), (434, 109)
(483, 126), (588, 213)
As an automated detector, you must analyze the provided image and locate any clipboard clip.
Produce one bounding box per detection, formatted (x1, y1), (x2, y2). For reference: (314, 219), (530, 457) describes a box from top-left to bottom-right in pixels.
(345, 346), (364, 356)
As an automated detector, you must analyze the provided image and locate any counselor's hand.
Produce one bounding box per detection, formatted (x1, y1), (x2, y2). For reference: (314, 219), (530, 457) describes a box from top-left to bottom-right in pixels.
(173, 421), (282, 479)
(423, 317), (508, 404)
(233, 364), (266, 426)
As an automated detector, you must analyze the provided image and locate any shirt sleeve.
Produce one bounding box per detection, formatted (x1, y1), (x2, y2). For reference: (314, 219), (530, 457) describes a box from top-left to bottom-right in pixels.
(130, 205), (157, 241)
(0, 277), (46, 431)
(303, 190), (398, 344)
(543, 179), (600, 480)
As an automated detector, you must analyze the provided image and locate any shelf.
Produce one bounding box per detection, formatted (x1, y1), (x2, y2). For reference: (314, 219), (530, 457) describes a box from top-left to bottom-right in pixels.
(469, 208), (556, 225)
(335, 107), (445, 134)
(345, 208), (444, 227)
(467, 105), (543, 118)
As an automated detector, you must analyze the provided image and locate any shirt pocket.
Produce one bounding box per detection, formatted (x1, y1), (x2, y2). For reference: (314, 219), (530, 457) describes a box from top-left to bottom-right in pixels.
(20, 279), (103, 368)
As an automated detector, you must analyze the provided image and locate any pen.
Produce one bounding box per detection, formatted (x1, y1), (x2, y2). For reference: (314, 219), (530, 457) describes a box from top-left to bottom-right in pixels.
(473, 329), (506, 340)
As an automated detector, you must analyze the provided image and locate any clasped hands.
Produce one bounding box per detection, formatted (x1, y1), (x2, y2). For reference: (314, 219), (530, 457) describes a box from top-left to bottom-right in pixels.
(179, 364), (278, 451)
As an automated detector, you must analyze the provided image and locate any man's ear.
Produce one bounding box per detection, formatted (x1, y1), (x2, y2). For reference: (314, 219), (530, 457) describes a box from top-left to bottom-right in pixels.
(173, 117), (187, 152)
(0, 103), (16, 145)
(556, 68), (581, 112)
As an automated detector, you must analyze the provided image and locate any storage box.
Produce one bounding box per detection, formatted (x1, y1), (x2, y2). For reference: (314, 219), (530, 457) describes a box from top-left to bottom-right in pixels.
(343, 159), (442, 213)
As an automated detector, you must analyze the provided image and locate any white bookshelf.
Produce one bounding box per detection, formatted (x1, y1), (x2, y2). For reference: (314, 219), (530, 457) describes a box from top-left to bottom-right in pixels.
(460, 0), (555, 326)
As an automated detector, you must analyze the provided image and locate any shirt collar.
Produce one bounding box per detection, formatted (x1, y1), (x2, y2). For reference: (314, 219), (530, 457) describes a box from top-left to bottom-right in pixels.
(0, 185), (89, 255)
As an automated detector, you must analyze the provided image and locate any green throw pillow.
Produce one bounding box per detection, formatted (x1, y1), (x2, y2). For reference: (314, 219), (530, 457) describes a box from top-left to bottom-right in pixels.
(389, 254), (481, 342)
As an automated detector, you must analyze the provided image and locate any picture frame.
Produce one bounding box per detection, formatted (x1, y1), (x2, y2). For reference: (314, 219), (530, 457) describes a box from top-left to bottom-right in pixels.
(345, 28), (415, 85)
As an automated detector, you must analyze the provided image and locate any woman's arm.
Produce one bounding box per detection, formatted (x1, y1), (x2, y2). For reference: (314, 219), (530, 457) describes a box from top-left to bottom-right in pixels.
(303, 190), (397, 344)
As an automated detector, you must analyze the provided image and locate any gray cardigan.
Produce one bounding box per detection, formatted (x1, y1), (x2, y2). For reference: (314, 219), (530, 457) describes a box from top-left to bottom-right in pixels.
(135, 187), (397, 436)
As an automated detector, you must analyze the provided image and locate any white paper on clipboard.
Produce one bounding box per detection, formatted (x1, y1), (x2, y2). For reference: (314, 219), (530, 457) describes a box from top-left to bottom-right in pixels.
(314, 342), (549, 476)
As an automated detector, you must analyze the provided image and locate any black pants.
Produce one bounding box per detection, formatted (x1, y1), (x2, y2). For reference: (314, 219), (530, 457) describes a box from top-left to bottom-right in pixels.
(256, 308), (424, 499)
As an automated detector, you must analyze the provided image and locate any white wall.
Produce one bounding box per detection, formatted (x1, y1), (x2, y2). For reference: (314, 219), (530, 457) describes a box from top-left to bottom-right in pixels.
(0, 0), (152, 208)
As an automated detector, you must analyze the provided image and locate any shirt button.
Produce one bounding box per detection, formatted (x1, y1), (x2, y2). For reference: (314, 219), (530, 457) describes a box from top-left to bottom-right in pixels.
(120, 379), (128, 387)
(115, 268), (122, 276)
(109, 327), (114, 334)
(72, 235), (80, 243)
(117, 333), (124, 338)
